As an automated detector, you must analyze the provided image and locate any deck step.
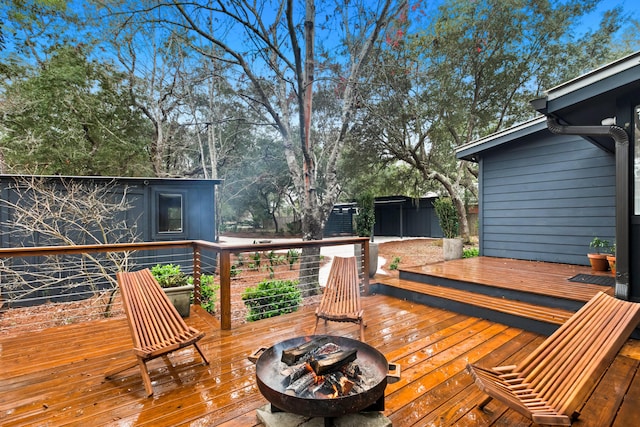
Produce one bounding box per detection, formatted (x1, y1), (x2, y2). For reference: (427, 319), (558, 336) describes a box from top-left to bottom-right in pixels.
(373, 277), (574, 336)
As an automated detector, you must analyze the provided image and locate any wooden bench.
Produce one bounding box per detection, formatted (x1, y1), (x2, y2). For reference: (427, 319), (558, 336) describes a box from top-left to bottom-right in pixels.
(467, 291), (640, 425)
(314, 256), (365, 341)
(105, 269), (209, 396)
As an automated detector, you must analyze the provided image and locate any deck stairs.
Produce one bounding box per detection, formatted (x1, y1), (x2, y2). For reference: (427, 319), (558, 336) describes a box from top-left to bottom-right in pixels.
(371, 256), (615, 336)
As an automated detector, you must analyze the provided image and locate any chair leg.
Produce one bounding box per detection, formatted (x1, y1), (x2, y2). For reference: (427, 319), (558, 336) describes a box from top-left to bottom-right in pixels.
(194, 342), (210, 365)
(313, 316), (320, 335)
(359, 321), (365, 341)
(138, 358), (154, 397)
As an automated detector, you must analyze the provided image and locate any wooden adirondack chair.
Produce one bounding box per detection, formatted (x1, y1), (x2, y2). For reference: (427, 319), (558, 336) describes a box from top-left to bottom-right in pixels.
(467, 291), (640, 426)
(314, 256), (365, 341)
(105, 269), (209, 396)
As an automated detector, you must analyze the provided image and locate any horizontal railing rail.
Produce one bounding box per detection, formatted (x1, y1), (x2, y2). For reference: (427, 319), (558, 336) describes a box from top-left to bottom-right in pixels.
(0, 237), (370, 334)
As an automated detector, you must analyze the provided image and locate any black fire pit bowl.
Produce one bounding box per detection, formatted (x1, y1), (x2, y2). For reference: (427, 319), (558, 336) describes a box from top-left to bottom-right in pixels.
(251, 335), (399, 419)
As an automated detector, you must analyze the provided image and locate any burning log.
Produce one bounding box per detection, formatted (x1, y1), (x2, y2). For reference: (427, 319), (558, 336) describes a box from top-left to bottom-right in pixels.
(325, 372), (354, 396)
(281, 336), (331, 365)
(309, 349), (358, 376)
(285, 372), (316, 396)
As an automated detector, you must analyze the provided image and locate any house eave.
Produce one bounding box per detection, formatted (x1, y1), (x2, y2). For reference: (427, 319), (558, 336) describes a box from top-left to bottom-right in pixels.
(455, 116), (548, 162)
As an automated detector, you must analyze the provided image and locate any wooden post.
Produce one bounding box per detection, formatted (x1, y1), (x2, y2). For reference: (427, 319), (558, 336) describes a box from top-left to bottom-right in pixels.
(363, 240), (370, 295)
(192, 245), (202, 305)
(220, 249), (232, 330)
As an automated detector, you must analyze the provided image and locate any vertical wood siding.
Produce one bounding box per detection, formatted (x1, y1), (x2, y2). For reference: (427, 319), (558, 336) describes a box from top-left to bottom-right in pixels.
(481, 133), (615, 265)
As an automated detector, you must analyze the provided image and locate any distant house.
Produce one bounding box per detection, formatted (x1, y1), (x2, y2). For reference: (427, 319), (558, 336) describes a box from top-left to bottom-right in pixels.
(456, 51), (640, 302)
(0, 175), (222, 307)
(0, 175), (222, 246)
(325, 195), (444, 238)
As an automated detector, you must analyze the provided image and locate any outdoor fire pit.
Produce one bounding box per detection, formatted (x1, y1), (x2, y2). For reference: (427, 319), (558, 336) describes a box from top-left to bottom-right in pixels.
(249, 335), (400, 421)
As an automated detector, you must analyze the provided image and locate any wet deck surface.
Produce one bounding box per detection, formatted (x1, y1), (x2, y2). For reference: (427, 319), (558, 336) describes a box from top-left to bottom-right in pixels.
(2, 293), (639, 426)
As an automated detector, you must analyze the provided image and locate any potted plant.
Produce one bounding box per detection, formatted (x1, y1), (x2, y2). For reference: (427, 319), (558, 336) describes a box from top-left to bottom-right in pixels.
(606, 243), (616, 276)
(150, 264), (193, 317)
(587, 237), (611, 272)
(433, 197), (463, 260)
(355, 192), (377, 277)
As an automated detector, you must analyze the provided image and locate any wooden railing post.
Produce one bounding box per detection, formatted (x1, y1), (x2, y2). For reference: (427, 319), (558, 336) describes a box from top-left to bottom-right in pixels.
(363, 240), (370, 295)
(192, 245), (202, 305)
(220, 249), (232, 330)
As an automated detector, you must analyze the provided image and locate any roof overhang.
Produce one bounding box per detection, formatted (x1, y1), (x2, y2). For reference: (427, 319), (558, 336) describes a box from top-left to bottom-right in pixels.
(455, 117), (548, 162)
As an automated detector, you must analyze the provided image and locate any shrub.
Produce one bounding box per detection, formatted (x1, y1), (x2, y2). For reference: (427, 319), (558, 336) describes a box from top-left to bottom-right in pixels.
(286, 249), (300, 270)
(390, 256), (401, 270)
(356, 192), (375, 239)
(189, 274), (218, 314)
(241, 279), (301, 322)
(433, 197), (459, 238)
(463, 247), (479, 258)
(150, 263), (189, 288)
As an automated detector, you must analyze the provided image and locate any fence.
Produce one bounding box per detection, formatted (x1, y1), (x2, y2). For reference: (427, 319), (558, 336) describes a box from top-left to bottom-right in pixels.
(0, 237), (370, 336)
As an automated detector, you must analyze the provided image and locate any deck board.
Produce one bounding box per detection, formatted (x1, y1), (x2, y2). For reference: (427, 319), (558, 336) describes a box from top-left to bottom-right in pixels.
(1, 292), (638, 426)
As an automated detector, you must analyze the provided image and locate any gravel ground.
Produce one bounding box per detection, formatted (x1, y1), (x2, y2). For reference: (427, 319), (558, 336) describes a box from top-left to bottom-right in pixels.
(376, 238), (444, 276)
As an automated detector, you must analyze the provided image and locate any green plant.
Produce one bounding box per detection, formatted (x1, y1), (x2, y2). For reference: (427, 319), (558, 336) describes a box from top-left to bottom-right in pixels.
(250, 251), (262, 269)
(355, 192), (376, 240)
(286, 249), (300, 270)
(389, 256), (401, 270)
(463, 247), (480, 258)
(230, 264), (240, 277)
(189, 274), (218, 314)
(589, 237), (612, 254)
(241, 279), (301, 322)
(433, 197), (459, 238)
(150, 264), (189, 288)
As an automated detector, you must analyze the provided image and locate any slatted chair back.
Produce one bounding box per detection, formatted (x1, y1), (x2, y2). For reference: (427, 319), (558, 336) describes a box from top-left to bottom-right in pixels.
(314, 256), (365, 341)
(467, 291), (640, 425)
(106, 268), (209, 396)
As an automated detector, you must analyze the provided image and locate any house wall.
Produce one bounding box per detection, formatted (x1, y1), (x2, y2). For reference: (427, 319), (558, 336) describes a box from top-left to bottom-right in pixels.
(480, 132), (616, 265)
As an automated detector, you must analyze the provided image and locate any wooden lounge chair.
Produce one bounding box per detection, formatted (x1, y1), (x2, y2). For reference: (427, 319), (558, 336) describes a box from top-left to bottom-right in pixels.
(105, 269), (209, 396)
(313, 256), (365, 341)
(467, 291), (640, 426)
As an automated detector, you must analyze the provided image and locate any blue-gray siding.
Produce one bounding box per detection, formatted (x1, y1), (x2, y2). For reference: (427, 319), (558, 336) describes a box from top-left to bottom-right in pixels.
(480, 132), (615, 265)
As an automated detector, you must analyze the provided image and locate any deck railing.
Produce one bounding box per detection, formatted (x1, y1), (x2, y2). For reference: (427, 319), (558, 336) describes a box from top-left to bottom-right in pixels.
(0, 237), (370, 334)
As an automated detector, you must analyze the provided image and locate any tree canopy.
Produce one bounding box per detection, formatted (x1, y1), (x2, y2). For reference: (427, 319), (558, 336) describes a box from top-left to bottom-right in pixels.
(0, 0), (638, 239)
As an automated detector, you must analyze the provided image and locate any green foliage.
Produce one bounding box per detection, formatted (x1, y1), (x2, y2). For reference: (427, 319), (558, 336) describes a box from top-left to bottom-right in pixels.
(241, 279), (301, 322)
(150, 264), (189, 288)
(390, 256), (401, 270)
(463, 248), (480, 258)
(356, 192), (376, 239)
(230, 264), (240, 277)
(286, 249), (300, 270)
(0, 45), (152, 176)
(194, 274), (218, 314)
(433, 198), (459, 238)
(589, 237), (612, 254)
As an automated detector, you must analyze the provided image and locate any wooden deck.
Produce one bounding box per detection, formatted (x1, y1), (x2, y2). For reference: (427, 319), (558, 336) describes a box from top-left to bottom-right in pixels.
(2, 293), (639, 426)
(374, 257), (618, 336)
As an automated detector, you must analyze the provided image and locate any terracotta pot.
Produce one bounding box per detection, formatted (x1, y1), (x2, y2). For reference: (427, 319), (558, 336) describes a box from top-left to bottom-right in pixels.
(606, 255), (616, 276)
(587, 253), (609, 271)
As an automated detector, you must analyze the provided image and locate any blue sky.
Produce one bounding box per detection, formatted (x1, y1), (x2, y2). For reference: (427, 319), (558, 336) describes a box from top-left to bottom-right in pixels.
(582, 0), (640, 32)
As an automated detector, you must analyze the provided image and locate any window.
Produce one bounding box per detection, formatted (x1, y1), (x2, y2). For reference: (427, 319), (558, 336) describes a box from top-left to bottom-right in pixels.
(635, 105), (640, 215)
(158, 193), (183, 233)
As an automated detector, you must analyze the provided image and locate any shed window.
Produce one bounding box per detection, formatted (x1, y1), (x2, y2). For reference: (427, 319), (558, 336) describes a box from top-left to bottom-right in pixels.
(158, 193), (183, 233)
(635, 105), (640, 215)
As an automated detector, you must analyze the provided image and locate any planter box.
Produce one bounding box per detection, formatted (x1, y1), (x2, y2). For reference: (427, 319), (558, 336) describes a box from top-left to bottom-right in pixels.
(163, 284), (194, 317)
(443, 238), (463, 261)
